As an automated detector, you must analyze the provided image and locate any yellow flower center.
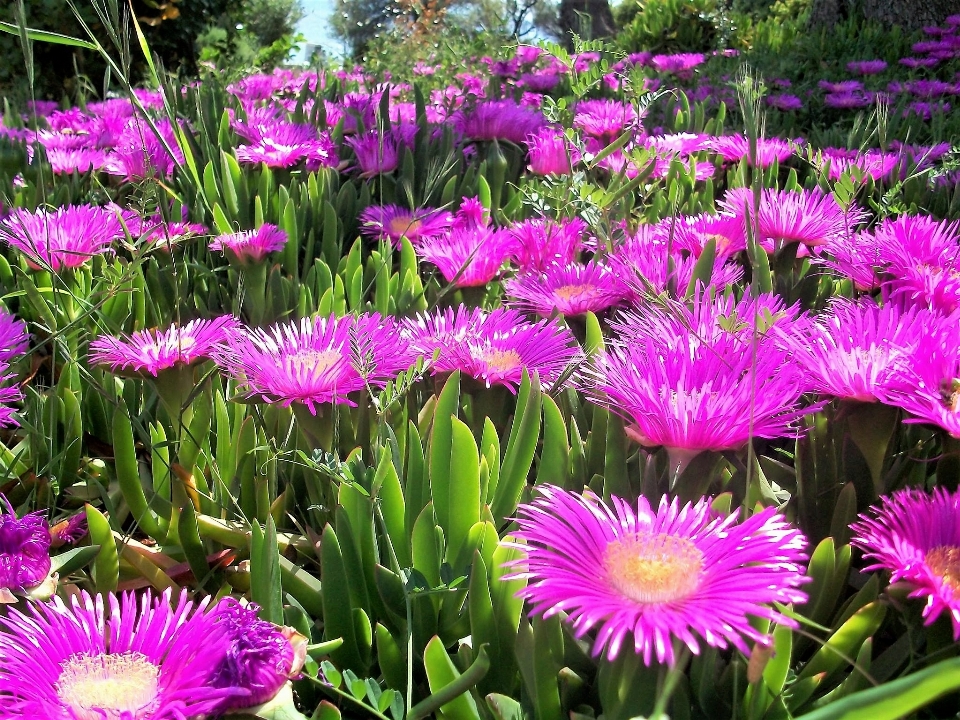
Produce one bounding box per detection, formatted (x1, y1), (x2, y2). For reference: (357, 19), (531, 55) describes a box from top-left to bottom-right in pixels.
(57, 653), (160, 720)
(387, 216), (422, 238)
(289, 350), (342, 374)
(553, 283), (596, 301)
(480, 348), (522, 374)
(927, 545), (960, 593)
(603, 533), (704, 604)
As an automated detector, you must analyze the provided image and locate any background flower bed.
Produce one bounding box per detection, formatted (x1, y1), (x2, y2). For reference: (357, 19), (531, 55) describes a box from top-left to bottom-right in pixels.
(0, 3), (959, 719)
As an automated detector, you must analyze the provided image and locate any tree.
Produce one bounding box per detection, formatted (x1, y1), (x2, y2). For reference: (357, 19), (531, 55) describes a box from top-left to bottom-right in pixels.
(809, 0), (960, 31)
(557, 0), (615, 43)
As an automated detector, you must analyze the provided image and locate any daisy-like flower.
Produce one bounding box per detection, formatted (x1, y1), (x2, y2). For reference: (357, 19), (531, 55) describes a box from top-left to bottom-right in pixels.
(581, 328), (810, 461)
(720, 187), (863, 253)
(776, 298), (952, 402)
(44, 148), (109, 175)
(102, 119), (184, 181)
(766, 94), (803, 111)
(0, 589), (235, 718)
(209, 224), (288, 266)
(650, 53), (706, 76)
(358, 204), (453, 247)
(508, 217), (588, 271)
(875, 215), (960, 312)
(504, 261), (627, 317)
(0, 497), (52, 600)
(847, 59), (888, 75)
(0, 205), (130, 272)
(816, 148), (900, 182)
(706, 134), (795, 168)
(345, 130), (400, 177)
(819, 229), (884, 291)
(506, 485), (809, 664)
(89, 316), (238, 377)
(851, 487), (960, 638)
(404, 306), (580, 391)
(573, 99), (640, 144)
(525, 127), (581, 176)
(453, 100), (546, 144)
(237, 122), (338, 170)
(671, 212), (747, 259)
(415, 202), (516, 287)
(217, 313), (413, 413)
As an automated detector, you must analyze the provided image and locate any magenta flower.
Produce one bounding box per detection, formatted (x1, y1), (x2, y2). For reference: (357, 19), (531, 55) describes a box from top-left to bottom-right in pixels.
(650, 53), (706, 75)
(766, 94), (803, 111)
(90, 316), (238, 377)
(816, 148), (900, 181)
(707, 134), (795, 167)
(140, 220), (208, 251)
(0, 497), (51, 598)
(415, 202), (516, 287)
(45, 148), (109, 174)
(876, 215), (960, 312)
(851, 487), (960, 638)
(776, 298), (951, 402)
(643, 133), (711, 155)
(525, 127), (581, 176)
(102, 119), (184, 180)
(0, 308), (28, 365)
(209, 224), (288, 265)
(404, 306), (580, 391)
(506, 485), (809, 664)
(720, 187), (863, 253)
(217, 313), (413, 412)
(235, 121), (337, 169)
(453, 100), (546, 144)
(820, 229), (884, 291)
(0, 589), (236, 718)
(0, 205), (130, 272)
(671, 212), (747, 259)
(358, 204), (453, 247)
(847, 59), (888, 75)
(345, 131), (400, 177)
(875, 341), (960, 438)
(573, 99), (640, 143)
(508, 217), (588, 272)
(505, 261), (627, 317)
(209, 599), (304, 711)
(581, 327), (810, 458)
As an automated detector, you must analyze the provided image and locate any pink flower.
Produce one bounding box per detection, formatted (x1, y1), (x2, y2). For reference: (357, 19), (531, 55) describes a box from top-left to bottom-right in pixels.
(508, 218), (588, 271)
(852, 487), (960, 638)
(345, 131), (400, 177)
(89, 316), (238, 377)
(358, 204), (453, 247)
(453, 100), (546, 144)
(403, 306), (580, 391)
(504, 261), (628, 317)
(209, 224), (288, 265)
(573, 99), (640, 143)
(505, 485), (809, 664)
(525, 127), (580, 176)
(235, 120), (337, 169)
(217, 314), (413, 412)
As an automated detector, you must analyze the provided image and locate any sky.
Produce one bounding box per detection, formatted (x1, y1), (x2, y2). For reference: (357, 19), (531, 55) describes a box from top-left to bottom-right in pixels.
(294, 0), (346, 61)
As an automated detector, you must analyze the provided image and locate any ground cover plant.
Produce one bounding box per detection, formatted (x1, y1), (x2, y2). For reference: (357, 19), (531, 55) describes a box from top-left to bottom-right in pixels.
(1, 4), (960, 719)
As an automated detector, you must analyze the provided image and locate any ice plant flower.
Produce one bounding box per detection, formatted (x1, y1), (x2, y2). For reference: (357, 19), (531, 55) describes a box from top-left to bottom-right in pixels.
(345, 130), (400, 177)
(216, 313), (413, 412)
(0, 204), (130, 272)
(775, 298), (952, 402)
(209, 224), (288, 266)
(504, 261), (628, 317)
(358, 204), (454, 247)
(573, 99), (640, 144)
(208, 599), (306, 711)
(403, 306), (580, 391)
(235, 120), (337, 169)
(89, 316), (238, 378)
(506, 485), (809, 664)
(0, 497), (52, 601)
(508, 217), (588, 271)
(875, 215), (960, 312)
(851, 487), (960, 638)
(525, 126), (581, 175)
(0, 589), (235, 718)
(453, 100), (546, 144)
(0, 308), (28, 365)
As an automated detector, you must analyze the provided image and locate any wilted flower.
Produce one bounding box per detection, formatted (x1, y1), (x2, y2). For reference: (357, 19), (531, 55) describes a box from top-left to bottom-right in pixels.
(506, 485), (809, 664)
(851, 487), (960, 638)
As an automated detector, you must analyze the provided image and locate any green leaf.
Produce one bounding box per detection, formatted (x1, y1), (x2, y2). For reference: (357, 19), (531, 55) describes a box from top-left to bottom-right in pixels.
(178, 500), (213, 592)
(537, 395), (569, 487)
(444, 417), (481, 566)
(415, 637), (489, 720)
(50, 544), (101, 576)
(251, 517), (283, 625)
(491, 372), (541, 525)
(799, 602), (886, 683)
(85, 505), (118, 592)
(795, 656), (960, 720)
(0, 20), (97, 49)
(112, 405), (165, 539)
(321, 524), (367, 673)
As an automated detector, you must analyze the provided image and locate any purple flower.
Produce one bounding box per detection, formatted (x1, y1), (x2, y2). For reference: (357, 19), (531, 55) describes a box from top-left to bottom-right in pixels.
(0, 205), (130, 272)
(44, 148), (109, 175)
(505, 485), (809, 664)
(403, 306), (580, 391)
(453, 100), (546, 144)
(89, 316), (238, 377)
(235, 120), (337, 169)
(345, 131), (400, 177)
(216, 314), (413, 412)
(0, 497), (51, 597)
(504, 261), (628, 317)
(208, 599), (304, 711)
(707, 134), (795, 167)
(525, 127), (581, 176)
(209, 224), (288, 265)
(0, 589), (237, 718)
(358, 204), (453, 247)
(766, 93), (803, 111)
(851, 487), (960, 638)
(650, 53), (706, 75)
(508, 217), (588, 271)
(574, 99), (640, 143)
(0, 308), (28, 366)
